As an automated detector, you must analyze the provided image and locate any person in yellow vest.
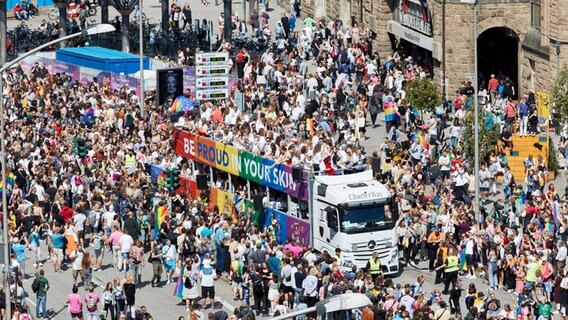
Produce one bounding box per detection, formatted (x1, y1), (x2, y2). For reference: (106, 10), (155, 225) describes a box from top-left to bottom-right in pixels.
(436, 247), (459, 294)
(366, 251), (382, 280)
(524, 255), (539, 290)
(124, 149), (137, 171)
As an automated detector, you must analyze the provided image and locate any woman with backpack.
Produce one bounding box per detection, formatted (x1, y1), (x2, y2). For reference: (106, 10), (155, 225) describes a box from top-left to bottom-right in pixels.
(92, 230), (105, 271)
(101, 282), (114, 320)
(112, 278), (125, 317)
(181, 257), (200, 312)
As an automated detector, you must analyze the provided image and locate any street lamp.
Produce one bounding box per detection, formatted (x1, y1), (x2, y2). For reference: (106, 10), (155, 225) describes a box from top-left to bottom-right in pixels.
(461, 0), (479, 220)
(271, 293), (372, 320)
(138, 0), (145, 116)
(0, 24), (115, 318)
(473, 0), (480, 221)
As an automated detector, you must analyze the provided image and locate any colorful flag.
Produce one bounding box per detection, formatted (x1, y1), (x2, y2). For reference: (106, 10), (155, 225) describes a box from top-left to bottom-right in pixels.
(173, 264), (186, 299)
(384, 102), (397, 122)
(459, 247), (467, 271)
(7, 172), (15, 189)
(409, 133), (429, 149)
(154, 206), (168, 239)
(149, 165), (166, 182)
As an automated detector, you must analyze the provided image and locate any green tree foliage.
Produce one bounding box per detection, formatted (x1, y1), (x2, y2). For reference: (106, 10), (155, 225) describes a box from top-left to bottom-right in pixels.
(551, 64), (568, 123)
(404, 79), (441, 113)
(462, 109), (499, 159)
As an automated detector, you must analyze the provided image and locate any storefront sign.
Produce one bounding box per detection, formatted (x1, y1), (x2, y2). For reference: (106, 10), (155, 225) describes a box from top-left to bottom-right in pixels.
(174, 129), (309, 201)
(400, 12), (432, 35)
(398, 0), (432, 36)
(388, 20), (433, 51)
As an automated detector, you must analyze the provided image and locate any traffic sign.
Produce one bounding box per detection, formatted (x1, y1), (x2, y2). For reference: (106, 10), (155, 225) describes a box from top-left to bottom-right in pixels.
(195, 64), (230, 77)
(195, 76), (230, 89)
(196, 52), (230, 65)
(196, 88), (230, 101)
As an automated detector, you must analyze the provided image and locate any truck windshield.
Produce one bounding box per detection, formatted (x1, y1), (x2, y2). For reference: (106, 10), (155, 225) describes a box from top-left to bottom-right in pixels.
(339, 202), (396, 234)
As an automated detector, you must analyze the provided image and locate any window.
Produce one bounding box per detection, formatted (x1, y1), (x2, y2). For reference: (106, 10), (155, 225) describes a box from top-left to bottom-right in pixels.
(531, 0), (541, 29)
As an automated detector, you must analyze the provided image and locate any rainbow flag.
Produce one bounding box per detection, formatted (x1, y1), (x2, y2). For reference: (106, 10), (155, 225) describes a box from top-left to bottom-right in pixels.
(154, 206), (168, 239)
(7, 172), (15, 189)
(156, 172), (167, 188)
(384, 103), (396, 122)
(409, 133), (429, 150)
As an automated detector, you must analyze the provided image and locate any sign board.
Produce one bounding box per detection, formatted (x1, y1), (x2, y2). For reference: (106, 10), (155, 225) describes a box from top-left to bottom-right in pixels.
(195, 65), (230, 77)
(234, 91), (245, 111)
(156, 68), (184, 106)
(387, 20), (433, 51)
(195, 76), (230, 89)
(195, 88), (230, 101)
(173, 129), (309, 200)
(398, 0), (433, 36)
(196, 52), (230, 65)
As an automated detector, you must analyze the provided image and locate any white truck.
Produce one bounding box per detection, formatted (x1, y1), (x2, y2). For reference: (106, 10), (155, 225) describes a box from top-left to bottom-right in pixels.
(305, 170), (399, 275)
(172, 129), (399, 274)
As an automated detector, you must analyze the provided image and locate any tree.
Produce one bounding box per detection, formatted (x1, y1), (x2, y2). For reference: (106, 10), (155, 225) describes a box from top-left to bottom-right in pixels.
(404, 79), (441, 115)
(462, 109), (499, 160)
(551, 64), (568, 123)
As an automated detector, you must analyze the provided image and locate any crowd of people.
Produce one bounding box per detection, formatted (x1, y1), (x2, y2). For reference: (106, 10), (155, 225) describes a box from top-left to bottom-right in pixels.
(0, 1), (567, 320)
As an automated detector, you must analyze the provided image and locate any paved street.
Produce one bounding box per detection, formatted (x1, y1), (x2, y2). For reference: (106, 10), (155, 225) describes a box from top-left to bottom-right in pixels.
(16, 238), (523, 319)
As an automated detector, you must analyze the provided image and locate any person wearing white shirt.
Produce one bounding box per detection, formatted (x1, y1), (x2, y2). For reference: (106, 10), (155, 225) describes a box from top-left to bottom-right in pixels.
(453, 166), (470, 202)
(102, 208), (116, 236)
(199, 260), (217, 309)
(73, 211), (87, 243)
(438, 151), (451, 181)
(201, 106), (212, 121)
(69, 244), (86, 286)
(119, 233), (134, 269)
(365, 61), (377, 76)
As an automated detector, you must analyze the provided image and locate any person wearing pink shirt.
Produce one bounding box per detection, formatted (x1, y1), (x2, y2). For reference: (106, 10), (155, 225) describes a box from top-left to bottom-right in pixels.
(107, 225), (124, 271)
(283, 241), (303, 258)
(84, 286), (100, 320)
(66, 285), (83, 320)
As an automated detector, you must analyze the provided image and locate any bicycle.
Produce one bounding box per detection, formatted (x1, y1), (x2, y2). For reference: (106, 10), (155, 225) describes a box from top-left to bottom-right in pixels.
(47, 5), (59, 21)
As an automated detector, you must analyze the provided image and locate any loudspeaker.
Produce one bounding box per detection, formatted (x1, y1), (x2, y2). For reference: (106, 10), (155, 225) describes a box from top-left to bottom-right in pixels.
(196, 174), (208, 189)
(253, 195), (263, 210)
(292, 166), (302, 182)
(371, 157), (380, 173)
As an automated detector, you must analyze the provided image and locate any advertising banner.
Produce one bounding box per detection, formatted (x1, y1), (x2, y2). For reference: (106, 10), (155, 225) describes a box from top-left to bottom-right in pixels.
(265, 208), (310, 246)
(174, 129), (308, 201)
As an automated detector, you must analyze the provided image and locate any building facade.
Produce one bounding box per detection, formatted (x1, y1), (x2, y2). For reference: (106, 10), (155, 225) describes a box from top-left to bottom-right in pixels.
(278, 0), (568, 97)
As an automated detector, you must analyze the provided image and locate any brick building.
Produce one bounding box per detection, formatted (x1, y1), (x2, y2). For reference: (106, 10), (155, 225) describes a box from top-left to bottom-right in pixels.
(278, 0), (568, 97)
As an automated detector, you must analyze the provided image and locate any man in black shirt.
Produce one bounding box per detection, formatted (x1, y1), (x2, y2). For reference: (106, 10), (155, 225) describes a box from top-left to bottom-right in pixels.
(499, 127), (513, 152)
(123, 210), (140, 239)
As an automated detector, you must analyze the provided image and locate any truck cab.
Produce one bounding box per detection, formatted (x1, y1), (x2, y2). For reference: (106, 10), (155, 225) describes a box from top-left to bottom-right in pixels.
(311, 170), (399, 275)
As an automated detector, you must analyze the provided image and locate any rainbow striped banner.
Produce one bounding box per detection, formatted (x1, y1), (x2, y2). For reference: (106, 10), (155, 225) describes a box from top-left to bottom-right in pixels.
(384, 102), (397, 122)
(154, 206), (168, 239)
